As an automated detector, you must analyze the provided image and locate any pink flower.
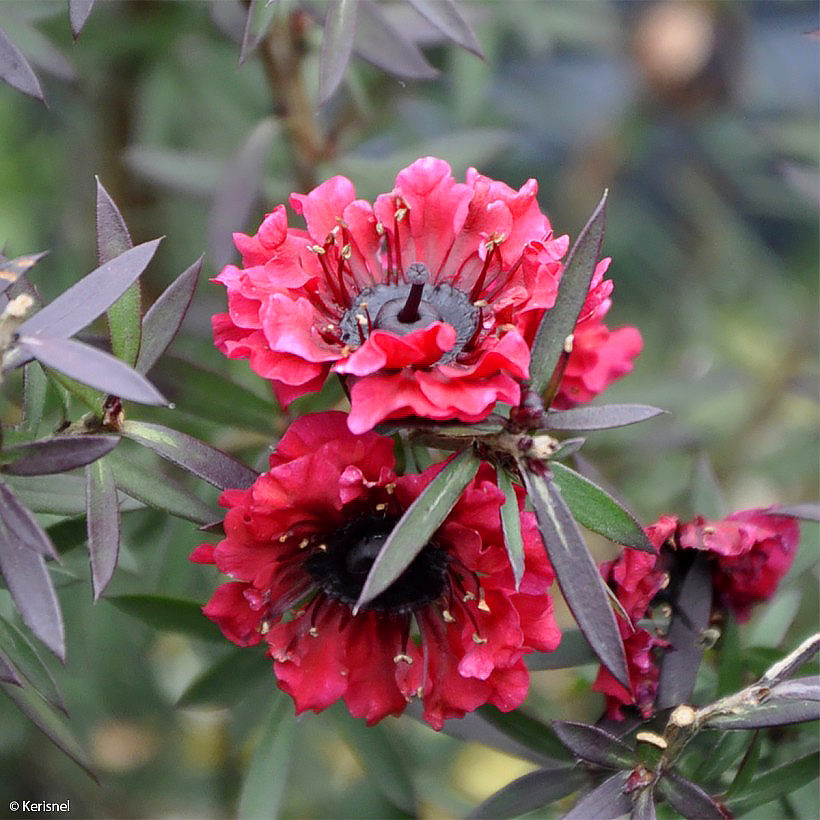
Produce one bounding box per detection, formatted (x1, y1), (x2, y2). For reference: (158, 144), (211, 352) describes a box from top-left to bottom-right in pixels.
(213, 157), (641, 432)
(192, 411), (560, 729)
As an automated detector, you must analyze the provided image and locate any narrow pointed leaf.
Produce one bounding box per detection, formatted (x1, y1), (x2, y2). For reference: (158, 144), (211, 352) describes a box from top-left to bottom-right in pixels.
(470, 766), (586, 819)
(86, 457), (120, 601)
(0, 26), (44, 102)
(0, 682), (96, 780)
(563, 771), (631, 820)
(477, 705), (573, 762)
(530, 191), (608, 395)
(18, 238), (161, 339)
(355, 449), (479, 612)
(96, 178), (140, 367)
(0, 652), (21, 685)
(177, 648), (270, 708)
(692, 731), (749, 784)
(549, 437), (586, 461)
(691, 452), (725, 519)
(656, 553), (712, 709)
(705, 697), (820, 730)
(550, 461), (654, 551)
(716, 612), (741, 696)
(239, 0), (278, 65)
(497, 469), (525, 589)
(552, 721), (634, 769)
(22, 362), (48, 435)
(19, 336), (167, 405)
(69, 0), (95, 39)
(631, 788), (656, 820)
(237, 694), (294, 820)
(773, 502), (820, 521)
(520, 464), (630, 689)
(3, 435), (119, 476)
(0, 520), (64, 659)
(725, 731), (762, 799)
(122, 420), (258, 490)
(407, 0), (482, 56)
(319, 0), (359, 105)
(3, 473), (142, 516)
(354, 0), (438, 79)
(107, 595), (223, 641)
(544, 405), (666, 431)
(726, 752), (820, 816)
(208, 118), (278, 270)
(0, 616), (65, 712)
(657, 771), (727, 819)
(136, 256), (202, 374)
(526, 628), (596, 670)
(106, 450), (214, 525)
(0, 251), (48, 296)
(332, 710), (417, 814)
(0, 481), (57, 557)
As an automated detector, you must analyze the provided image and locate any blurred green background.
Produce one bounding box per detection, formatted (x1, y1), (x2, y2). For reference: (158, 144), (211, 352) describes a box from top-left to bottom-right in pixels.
(0, 1), (817, 817)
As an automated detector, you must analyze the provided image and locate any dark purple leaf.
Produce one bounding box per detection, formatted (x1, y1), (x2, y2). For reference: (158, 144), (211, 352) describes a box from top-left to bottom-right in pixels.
(136, 256), (202, 374)
(544, 405), (667, 432)
(656, 771), (729, 819)
(0, 482), (56, 558)
(96, 178), (140, 367)
(656, 553), (712, 709)
(18, 238), (161, 340)
(470, 767), (587, 819)
(497, 469), (524, 589)
(0, 251), (48, 296)
(121, 420), (258, 490)
(631, 788), (656, 820)
(0, 681), (96, 780)
(353, 0), (438, 79)
(770, 675), (820, 700)
(478, 705), (574, 763)
(1, 15), (75, 83)
(3, 435), (119, 476)
(549, 462), (655, 551)
(239, 0), (277, 65)
(771, 502), (820, 522)
(552, 721), (634, 769)
(19, 336), (167, 406)
(208, 118), (278, 270)
(406, 0), (483, 56)
(705, 699), (820, 730)
(0, 652), (22, 685)
(0, 25), (44, 102)
(563, 771), (631, 820)
(69, 0), (95, 39)
(529, 191), (608, 396)
(85, 457), (119, 601)
(0, 518), (64, 659)
(354, 449), (479, 613)
(319, 0), (359, 105)
(520, 464), (630, 689)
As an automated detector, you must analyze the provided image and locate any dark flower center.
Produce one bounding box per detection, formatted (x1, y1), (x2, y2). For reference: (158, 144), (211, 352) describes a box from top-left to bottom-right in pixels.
(305, 514), (449, 614)
(339, 263), (479, 364)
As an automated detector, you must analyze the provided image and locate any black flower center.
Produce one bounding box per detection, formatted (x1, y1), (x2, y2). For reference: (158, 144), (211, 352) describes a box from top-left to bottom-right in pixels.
(305, 514), (449, 614)
(339, 263), (479, 364)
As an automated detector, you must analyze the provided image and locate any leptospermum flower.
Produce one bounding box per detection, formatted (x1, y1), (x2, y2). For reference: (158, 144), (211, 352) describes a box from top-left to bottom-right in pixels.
(191, 412), (560, 729)
(212, 157), (641, 433)
(593, 509), (800, 719)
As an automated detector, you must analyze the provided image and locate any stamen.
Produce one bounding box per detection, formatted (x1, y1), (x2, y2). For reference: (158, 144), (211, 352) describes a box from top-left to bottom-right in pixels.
(441, 609), (456, 623)
(393, 653), (413, 665)
(472, 633), (488, 645)
(469, 242), (499, 302)
(335, 250), (350, 307)
(309, 627), (319, 637)
(393, 206), (404, 281)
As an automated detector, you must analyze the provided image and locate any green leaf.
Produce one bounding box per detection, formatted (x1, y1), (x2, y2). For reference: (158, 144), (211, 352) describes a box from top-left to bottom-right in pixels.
(717, 613), (741, 696)
(332, 707), (417, 814)
(725, 731), (762, 799)
(550, 461), (654, 551)
(692, 731), (750, 783)
(96, 178), (141, 368)
(690, 452), (725, 519)
(237, 694), (294, 820)
(525, 629), (596, 670)
(519, 464), (630, 689)
(106, 449), (215, 525)
(727, 751), (820, 816)
(86, 456), (120, 601)
(529, 191), (608, 395)
(354, 448), (480, 612)
(177, 648), (271, 708)
(106, 595), (223, 642)
(497, 469), (525, 589)
(477, 705), (573, 762)
(22, 362), (48, 435)
(2, 474), (140, 516)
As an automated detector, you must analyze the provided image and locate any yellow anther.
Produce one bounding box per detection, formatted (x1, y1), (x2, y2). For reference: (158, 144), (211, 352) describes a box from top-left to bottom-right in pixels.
(375, 503), (388, 512)
(462, 592), (476, 603)
(317, 543), (327, 552)
(385, 483), (396, 495)
(472, 633), (488, 645)
(259, 621), (270, 635)
(393, 653), (413, 665)
(473, 299), (488, 308)
(309, 244), (325, 254)
(375, 221), (385, 235)
(442, 610), (456, 623)
(299, 538), (310, 549)
(341, 244), (352, 259)
(308, 627), (319, 638)
(563, 333), (574, 354)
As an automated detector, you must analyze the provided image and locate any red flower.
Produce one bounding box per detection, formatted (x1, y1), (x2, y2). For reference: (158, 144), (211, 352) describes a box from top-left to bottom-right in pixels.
(212, 157), (641, 432)
(192, 412), (559, 728)
(592, 509), (800, 719)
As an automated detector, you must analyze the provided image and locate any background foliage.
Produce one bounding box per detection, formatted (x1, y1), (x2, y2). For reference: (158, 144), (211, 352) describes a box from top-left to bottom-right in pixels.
(0, 1), (817, 817)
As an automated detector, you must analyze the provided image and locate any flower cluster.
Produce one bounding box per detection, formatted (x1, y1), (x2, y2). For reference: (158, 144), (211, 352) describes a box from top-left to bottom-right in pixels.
(212, 157), (641, 432)
(594, 508), (800, 719)
(192, 413), (559, 728)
